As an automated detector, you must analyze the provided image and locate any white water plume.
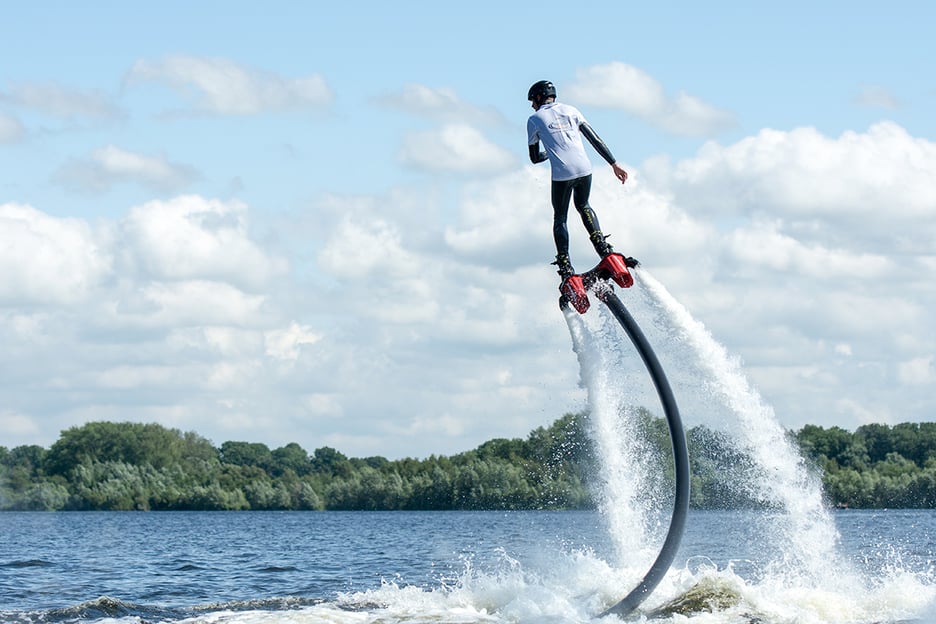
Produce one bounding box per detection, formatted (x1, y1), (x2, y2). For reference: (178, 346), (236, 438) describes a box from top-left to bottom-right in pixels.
(562, 264), (865, 595)
(633, 270), (849, 585)
(564, 306), (663, 568)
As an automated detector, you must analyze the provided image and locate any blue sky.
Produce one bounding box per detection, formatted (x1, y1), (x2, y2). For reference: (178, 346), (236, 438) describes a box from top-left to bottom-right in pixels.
(2, 1), (934, 458)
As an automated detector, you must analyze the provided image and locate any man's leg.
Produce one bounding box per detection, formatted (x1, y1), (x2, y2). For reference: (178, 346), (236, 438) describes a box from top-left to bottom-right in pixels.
(571, 175), (614, 257)
(551, 180), (575, 277)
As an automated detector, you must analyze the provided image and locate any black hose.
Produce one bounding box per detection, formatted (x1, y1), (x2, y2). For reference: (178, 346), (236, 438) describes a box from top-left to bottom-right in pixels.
(596, 289), (691, 619)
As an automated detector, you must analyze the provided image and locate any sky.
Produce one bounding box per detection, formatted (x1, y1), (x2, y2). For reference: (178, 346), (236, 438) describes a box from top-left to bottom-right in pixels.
(1, 1), (934, 459)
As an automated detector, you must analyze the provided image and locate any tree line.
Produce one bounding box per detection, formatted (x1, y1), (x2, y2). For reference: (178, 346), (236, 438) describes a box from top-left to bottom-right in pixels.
(2, 416), (935, 511)
(795, 422), (936, 508)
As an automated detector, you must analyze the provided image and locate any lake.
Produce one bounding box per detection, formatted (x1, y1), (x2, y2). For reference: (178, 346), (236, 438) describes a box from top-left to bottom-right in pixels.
(2, 509), (934, 623)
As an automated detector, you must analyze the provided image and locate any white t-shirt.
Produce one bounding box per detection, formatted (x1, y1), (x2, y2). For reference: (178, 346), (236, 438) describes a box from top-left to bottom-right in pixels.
(527, 102), (593, 182)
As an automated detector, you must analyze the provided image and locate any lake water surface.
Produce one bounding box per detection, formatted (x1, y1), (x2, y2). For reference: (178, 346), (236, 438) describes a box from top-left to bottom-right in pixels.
(2, 509), (934, 623)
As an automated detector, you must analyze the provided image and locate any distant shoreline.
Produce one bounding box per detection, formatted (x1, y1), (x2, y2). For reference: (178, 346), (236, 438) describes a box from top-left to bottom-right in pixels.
(3, 417), (935, 511)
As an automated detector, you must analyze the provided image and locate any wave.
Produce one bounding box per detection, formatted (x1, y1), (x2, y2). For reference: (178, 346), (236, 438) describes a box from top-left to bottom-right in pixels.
(257, 565), (300, 572)
(2, 545), (933, 624)
(0, 559), (54, 568)
(0, 595), (324, 624)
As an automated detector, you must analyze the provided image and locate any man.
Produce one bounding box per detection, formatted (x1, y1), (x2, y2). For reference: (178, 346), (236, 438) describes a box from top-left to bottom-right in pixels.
(527, 80), (628, 279)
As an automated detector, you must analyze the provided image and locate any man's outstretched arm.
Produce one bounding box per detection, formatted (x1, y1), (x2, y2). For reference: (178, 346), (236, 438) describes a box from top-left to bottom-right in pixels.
(580, 122), (628, 184)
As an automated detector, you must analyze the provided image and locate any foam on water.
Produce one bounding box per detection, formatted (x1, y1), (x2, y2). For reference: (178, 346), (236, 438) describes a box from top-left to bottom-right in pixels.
(156, 546), (936, 624)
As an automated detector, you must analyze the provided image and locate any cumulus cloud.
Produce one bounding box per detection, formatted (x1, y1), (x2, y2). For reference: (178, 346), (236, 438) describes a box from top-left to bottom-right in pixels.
(565, 61), (735, 136)
(125, 55), (333, 115)
(167, 326), (260, 358)
(0, 197), (320, 450)
(120, 195), (288, 290)
(316, 215), (442, 324)
(439, 120), (935, 442)
(318, 216), (421, 280)
(265, 322), (322, 361)
(632, 123), (935, 433)
(0, 410), (39, 436)
(443, 162), (712, 274)
(0, 112), (25, 143)
(0, 202), (112, 305)
(647, 122), (936, 252)
(0, 81), (124, 120)
(378, 83), (507, 126)
(898, 356), (935, 385)
(639, 122), (936, 277)
(399, 124), (515, 174)
(4, 117), (935, 460)
(725, 219), (894, 280)
(129, 280), (269, 328)
(380, 86), (512, 181)
(444, 167), (552, 266)
(53, 145), (200, 194)
(297, 186), (572, 456)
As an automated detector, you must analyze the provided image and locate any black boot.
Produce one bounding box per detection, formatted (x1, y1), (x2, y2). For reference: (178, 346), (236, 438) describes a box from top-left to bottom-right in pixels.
(590, 231), (614, 257)
(551, 254), (575, 279)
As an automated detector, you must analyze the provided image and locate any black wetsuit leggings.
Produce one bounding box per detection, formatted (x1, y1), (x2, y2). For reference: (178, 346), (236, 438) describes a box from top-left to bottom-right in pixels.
(552, 174), (601, 257)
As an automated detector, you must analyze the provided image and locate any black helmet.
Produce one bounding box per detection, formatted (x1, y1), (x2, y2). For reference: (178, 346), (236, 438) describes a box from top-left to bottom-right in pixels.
(527, 80), (556, 102)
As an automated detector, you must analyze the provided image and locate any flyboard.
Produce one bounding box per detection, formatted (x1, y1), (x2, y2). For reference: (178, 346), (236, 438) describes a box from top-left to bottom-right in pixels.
(558, 254), (691, 619)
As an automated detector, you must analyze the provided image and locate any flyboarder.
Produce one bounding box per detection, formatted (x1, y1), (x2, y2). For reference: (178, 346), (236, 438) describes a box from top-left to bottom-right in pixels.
(526, 79), (629, 281)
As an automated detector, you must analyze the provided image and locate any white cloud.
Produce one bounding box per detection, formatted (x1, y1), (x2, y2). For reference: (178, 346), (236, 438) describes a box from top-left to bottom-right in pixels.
(835, 397), (890, 426)
(94, 364), (179, 390)
(167, 326), (261, 358)
(399, 123), (515, 174)
(0, 112), (25, 143)
(834, 343), (853, 357)
(725, 219), (893, 280)
(0, 197), (325, 449)
(565, 62), (735, 136)
(648, 122), (936, 253)
(898, 356), (935, 385)
(0, 410), (40, 436)
(317, 216), (440, 325)
(265, 322), (322, 361)
(318, 216), (422, 280)
(302, 393), (343, 418)
(378, 83), (507, 126)
(54, 145), (200, 193)
(120, 195), (288, 290)
(0, 82), (123, 120)
(132, 280), (268, 327)
(444, 167), (548, 263)
(125, 55), (333, 115)
(3, 117), (935, 460)
(0, 202), (112, 305)
(406, 413), (466, 437)
(519, 122), (936, 442)
(442, 164), (713, 274)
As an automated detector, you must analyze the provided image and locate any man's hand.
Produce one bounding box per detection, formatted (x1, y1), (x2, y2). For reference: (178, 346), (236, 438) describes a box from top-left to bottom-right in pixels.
(612, 162), (628, 184)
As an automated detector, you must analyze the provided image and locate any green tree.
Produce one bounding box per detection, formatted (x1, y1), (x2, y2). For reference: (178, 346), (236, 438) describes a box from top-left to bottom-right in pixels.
(220, 441), (274, 472)
(271, 443), (312, 476)
(312, 446), (352, 478)
(46, 422), (216, 476)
